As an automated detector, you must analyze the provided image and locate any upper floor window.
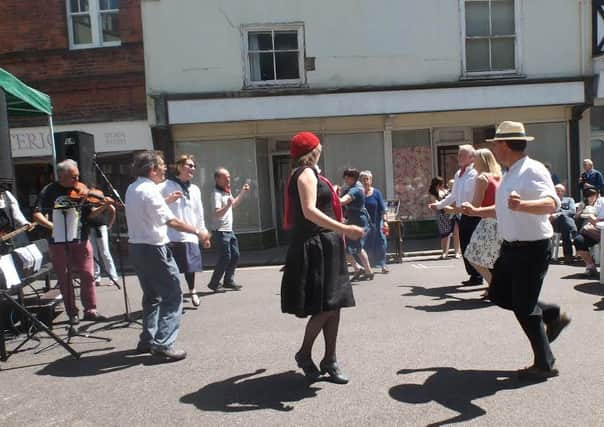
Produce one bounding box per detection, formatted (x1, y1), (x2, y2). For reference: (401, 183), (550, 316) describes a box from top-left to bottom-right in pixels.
(462, 0), (518, 75)
(67, 0), (121, 50)
(243, 24), (305, 87)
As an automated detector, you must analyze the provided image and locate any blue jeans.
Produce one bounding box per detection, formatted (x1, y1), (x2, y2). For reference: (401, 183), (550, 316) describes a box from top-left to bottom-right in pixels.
(209, 231), (240, 285)
(129, 244), (182, 351)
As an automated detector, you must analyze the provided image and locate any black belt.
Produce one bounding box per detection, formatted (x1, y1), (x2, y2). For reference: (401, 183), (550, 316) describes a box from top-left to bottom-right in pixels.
(502, 239), (550, 248)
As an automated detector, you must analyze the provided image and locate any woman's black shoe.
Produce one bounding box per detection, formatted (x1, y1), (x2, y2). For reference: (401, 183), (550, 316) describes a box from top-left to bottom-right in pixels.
(351, 270), (364, 282)
(295, 352), (320, 381)
(362, 271), (375, 281)
(319, 359), (349, 384)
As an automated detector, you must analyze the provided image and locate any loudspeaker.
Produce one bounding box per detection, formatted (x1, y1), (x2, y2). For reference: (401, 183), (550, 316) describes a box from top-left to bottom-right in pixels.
(54, 131), (96, 185)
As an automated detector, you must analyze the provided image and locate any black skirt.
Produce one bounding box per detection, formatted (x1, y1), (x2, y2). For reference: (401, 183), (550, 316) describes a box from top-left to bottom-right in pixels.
(168, 241), (203, 273)
(281, 230), (355, 318)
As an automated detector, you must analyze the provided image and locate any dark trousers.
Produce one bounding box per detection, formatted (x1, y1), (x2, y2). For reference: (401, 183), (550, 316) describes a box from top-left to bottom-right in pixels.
(552, 215), (577, 258)
(459, 214), (482, 280)
(209, 231), (240, 286)
(490, 239), (559, 370)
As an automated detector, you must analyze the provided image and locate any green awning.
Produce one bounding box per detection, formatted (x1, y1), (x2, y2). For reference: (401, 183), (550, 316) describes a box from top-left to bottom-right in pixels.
(0, 67), (52, 116)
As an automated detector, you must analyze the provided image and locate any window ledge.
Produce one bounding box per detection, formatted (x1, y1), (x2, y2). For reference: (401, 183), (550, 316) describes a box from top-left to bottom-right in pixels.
(459, 73), (527, 82)
(69, 42), (122, 51)
(242, 82), (309, 91)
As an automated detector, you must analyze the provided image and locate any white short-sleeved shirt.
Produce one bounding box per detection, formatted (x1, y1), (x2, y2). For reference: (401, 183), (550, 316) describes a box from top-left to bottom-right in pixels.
(159, 179), (207, 243)
(212, 188), (233, 231)
(435, 166), (478, 209)
(125, 177), (176, 245)
(495, 156), (560, 242)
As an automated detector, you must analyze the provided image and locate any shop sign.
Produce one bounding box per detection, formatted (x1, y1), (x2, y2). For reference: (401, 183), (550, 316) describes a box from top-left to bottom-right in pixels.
(10, 121), (153, 158)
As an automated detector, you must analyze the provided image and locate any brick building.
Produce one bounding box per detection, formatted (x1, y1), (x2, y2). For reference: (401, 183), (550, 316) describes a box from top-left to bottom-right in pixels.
(0, 0), (151, 222)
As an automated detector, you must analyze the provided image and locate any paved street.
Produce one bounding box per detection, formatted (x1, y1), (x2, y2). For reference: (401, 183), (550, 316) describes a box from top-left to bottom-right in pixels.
(1, 256), (603, 426)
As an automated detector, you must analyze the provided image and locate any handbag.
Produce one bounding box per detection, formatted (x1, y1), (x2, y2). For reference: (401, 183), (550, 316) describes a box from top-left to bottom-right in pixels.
(580, 222), (601, 241)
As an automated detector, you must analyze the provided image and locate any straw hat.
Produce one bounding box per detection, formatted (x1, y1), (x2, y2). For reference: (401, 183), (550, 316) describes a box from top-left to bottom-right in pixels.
(486, 121), (535, 142)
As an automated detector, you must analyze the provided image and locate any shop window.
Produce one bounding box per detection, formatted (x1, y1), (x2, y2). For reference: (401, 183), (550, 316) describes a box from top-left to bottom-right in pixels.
(67, 0), (121, 50)
(590, 106), (604, 131)
(391, 129), (433, 221)
(243, 24), (305, 87)
(591, 139), (604, 177)
(175, 140), (260, 232)
(524, 122), (568, 187)
(321, 133), (386, 192)
(462, 0), (518, 75)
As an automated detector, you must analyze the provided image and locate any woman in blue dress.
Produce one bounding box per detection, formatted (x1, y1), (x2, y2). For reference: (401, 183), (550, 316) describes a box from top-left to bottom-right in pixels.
(340, 168), (373, 281)
(359, 170), (389, 273)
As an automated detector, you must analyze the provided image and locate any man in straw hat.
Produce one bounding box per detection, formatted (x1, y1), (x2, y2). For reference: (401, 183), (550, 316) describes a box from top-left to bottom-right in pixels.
(463, 121), (570, 381)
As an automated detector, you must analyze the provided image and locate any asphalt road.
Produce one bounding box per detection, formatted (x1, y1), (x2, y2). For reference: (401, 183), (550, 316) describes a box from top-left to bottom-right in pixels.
(1, 257), (603, 426)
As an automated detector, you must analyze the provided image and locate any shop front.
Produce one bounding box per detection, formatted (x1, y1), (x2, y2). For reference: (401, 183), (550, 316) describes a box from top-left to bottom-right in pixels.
(165, 80), (585, 247)
(10, 120), (152, 227)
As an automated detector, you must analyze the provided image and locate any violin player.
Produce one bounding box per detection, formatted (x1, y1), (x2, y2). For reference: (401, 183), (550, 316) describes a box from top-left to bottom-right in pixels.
(33, 159), (109, 325)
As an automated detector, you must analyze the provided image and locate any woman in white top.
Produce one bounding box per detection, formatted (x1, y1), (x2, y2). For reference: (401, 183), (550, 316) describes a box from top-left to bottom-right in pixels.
(160, 155), (210, 307)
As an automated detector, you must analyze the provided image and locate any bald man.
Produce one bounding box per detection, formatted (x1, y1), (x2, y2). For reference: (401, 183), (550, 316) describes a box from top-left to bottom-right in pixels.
(579, 159), (604, 194)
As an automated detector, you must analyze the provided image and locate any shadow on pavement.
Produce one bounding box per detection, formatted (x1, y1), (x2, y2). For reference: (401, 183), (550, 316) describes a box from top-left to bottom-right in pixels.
(400, 285), (492, 312)
(574, 282), (604, 297)
(180, 369), (320, 412)
(561, 273), (591, 280)
(36, 349), (148, 377)
(574, 282), (604, 310)
(389, 367), (544, 426)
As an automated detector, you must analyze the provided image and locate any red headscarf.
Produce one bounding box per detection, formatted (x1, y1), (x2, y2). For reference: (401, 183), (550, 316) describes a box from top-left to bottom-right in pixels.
(283, 132), (342, 230)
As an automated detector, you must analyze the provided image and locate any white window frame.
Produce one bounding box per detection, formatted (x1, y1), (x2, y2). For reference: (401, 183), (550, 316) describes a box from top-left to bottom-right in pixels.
(242, 23), (306, 88)
(460, 0), (522, 78)
(66, 0), (121, 50)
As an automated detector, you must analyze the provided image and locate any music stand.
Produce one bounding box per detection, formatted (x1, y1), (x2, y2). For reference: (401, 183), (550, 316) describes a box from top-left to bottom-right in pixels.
(92, 156), (140, 325)
(53, 203), (111, 344)
(0, 253), (80, 361)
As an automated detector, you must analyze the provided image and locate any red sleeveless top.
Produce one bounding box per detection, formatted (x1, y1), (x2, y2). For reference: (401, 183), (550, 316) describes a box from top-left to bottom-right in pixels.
(481, 175), (500, 207)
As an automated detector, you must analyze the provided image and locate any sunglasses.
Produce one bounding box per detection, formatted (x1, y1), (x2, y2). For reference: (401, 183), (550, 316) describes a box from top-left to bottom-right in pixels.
(184, 163), (196, 169)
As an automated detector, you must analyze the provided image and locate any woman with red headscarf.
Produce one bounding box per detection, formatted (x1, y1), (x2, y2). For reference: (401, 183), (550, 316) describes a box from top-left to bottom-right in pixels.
(281, 131), (363, 385)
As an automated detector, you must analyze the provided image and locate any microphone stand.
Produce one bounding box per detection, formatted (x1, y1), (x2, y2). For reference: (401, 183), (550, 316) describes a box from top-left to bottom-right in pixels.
(91, 155), (139, 324)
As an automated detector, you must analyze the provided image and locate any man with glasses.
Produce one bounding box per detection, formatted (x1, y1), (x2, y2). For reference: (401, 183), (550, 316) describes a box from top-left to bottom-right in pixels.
(33, 159), (108, 325)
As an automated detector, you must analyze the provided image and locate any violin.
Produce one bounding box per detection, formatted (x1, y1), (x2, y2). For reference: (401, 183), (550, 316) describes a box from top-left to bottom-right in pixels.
(67, 182), (116, 206)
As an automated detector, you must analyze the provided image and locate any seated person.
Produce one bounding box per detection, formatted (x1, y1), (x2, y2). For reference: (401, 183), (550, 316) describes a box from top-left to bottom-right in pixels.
(573, 187), (604, 277)
(549, 184), (577, 262)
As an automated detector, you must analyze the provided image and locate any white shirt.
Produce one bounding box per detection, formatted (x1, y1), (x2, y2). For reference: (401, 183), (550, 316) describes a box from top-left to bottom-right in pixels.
(159, 179), (207, 243)
(212, 188), (233, 231)
(495, 156), (560, 242)
(125, 177), (175, 245)
(0, 190), (29, 227)
(435, 166), (478, 210)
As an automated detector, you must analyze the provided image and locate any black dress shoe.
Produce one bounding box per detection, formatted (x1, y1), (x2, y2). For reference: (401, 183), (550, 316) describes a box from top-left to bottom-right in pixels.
(295, 351), (320, 381)
(223, 282), (242, 290)
(517, 365), (559, 381)
(207, 281), (221, 291)
(68, 314), (80, 326)
(546, 313), (571, 343)
(461, 277), (483, 286)
(319, 359), (349, 384)
(135, 342), (151, 354)
(151, 347), (187, 363)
